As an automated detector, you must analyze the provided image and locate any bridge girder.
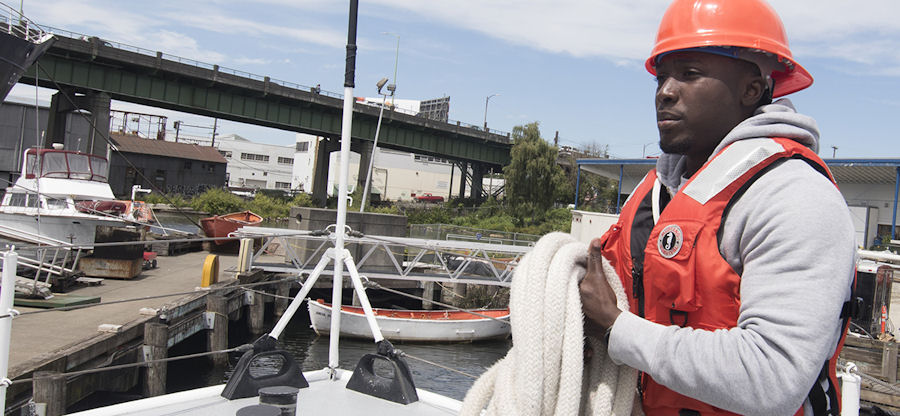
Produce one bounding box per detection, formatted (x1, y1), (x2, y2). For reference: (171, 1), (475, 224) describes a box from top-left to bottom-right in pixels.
(21, 36), (511, 168)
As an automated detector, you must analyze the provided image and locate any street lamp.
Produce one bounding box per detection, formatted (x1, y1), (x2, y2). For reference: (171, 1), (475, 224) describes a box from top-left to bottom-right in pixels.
(484, 93), (500, 131)
(359, 77), (394, 211)
(383, 32), (399, 107)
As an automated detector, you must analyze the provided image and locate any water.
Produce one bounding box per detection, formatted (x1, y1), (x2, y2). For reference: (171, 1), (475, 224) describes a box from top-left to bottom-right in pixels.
(151, 211), (203, 235)
(274, 308), (511, 401)
(181, 305), (512, 402)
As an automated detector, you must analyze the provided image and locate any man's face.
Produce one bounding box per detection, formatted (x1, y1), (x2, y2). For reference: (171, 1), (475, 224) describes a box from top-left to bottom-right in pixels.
(654, 51), (756, 161)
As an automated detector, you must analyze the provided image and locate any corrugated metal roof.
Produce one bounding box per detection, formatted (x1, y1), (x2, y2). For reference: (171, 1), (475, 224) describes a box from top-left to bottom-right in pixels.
(110, 133), (227, 164)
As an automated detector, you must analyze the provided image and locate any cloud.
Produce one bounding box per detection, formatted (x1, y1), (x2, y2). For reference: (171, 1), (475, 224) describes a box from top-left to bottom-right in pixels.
(163, 11), (345, 49)
(363, 0), (900, 75)
(152, 31), (227, 63)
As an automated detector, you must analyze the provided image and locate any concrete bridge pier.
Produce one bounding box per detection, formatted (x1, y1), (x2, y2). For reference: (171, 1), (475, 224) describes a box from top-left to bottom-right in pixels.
(470, 162), (485, 202)
(311, 137), (339, 206)
(44, 89), (111, 157)
(353, 139), (374, 199)
(457, 161), (468, 199)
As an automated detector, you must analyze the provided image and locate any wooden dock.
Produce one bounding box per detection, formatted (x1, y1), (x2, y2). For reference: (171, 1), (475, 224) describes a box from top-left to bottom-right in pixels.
(4, 250), (290, 415)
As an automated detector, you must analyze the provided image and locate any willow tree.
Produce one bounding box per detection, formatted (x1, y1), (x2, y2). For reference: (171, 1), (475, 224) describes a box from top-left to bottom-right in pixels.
(503, 122), (568, 223)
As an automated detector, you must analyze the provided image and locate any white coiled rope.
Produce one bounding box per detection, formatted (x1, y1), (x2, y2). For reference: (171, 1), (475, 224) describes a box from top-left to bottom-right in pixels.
(460, 232), (640, 416)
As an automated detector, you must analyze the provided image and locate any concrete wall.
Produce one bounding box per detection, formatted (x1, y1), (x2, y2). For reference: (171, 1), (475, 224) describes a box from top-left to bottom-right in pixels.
(840, 182), (899, 233)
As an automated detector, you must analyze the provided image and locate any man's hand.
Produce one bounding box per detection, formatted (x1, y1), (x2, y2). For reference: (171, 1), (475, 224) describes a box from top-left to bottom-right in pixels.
(580, 238), (622, 331)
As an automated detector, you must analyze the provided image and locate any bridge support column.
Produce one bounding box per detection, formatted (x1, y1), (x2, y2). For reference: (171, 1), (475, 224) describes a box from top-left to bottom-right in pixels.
(86, 91), (111, 157)
(457, 162), (468, 200)
(353, 139), (373, 199)
(44, 90), (111, 158)
(44, 89), (76, 148)
(311, 138), (339, 207)
(470, 163), (484, 202)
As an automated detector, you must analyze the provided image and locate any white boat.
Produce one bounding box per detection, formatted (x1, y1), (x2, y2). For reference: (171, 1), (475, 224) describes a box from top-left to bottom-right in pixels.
(308, 298), (511, 342)
(0, 146), (128, 247)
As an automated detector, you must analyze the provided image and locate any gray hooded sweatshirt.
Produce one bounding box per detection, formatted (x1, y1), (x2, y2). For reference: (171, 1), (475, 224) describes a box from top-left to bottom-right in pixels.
(607, 99), (856, 415)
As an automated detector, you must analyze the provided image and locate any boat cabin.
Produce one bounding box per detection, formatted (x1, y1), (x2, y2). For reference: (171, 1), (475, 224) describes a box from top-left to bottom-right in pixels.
(1, 148), (116, 212)
(22, 147), (108, 182)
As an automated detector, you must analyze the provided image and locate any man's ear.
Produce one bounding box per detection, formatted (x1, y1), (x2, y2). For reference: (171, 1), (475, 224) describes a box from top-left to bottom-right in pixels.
(741, 75), (767, 107)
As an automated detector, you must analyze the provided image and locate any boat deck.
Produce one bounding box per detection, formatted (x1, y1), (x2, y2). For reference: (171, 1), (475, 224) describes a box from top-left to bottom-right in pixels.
(67, 369), (460, 415)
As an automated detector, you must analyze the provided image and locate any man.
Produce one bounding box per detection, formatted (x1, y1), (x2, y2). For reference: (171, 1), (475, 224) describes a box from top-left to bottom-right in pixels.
(579, 1), (856, 415)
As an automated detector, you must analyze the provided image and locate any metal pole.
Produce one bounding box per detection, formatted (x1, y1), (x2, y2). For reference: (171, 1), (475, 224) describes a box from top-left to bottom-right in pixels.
(385, 32), (399, 108)
(211, 118), (218, 147)
(448, 163), (454, 200)
(616, 164), (623, 214)
(575, 166), (581, 209)
(0, 249), (19, 416)
(330, 0), (358, 372)
(483, 93), (499, 131)
(892, 167), (899, 240)
(359, 93), (387, 211)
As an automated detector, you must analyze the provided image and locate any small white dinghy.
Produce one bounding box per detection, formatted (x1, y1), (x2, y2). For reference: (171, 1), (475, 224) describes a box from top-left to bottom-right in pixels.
(308, 298), (511, 342)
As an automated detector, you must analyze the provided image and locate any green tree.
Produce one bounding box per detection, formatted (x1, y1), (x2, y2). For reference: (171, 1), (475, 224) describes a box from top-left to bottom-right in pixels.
(503, 122), (568, 223)
(190, 188), (246, 215)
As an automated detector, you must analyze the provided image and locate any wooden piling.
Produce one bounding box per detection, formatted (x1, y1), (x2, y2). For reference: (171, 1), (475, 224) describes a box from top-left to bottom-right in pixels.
(249, 291), (265, 334)
(422, 281), (436, 310)
(440, 282), (468, 307)
(207, 294), (229, 366)
(274, 281), (290, 318)
(142, 322), (168, 397)
(33, 371), (66, 416)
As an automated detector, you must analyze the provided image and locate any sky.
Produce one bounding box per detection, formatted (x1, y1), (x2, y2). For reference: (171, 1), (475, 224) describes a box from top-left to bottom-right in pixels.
(10, 0), (900, 159)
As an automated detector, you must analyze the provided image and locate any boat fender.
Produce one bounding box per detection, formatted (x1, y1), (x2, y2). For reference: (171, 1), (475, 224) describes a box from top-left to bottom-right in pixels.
(221, 337), (309, 400)
(346, 340), (419, 404)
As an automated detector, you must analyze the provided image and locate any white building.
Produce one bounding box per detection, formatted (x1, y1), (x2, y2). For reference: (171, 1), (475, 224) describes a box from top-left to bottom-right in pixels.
(181, 133), (296, 192)
(292, 133), (466, 201)
(291, 96), (500, 201)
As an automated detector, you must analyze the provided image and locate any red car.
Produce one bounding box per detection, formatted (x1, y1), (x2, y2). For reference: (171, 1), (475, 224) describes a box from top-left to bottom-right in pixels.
(414, 193), (444, 203)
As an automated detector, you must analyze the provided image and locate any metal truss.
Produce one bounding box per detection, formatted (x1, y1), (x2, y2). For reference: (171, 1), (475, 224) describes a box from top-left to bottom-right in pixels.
(232, 227), (532, 287)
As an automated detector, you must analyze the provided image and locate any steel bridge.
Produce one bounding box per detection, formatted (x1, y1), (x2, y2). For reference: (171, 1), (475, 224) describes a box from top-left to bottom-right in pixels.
(19, 29), (512, 200)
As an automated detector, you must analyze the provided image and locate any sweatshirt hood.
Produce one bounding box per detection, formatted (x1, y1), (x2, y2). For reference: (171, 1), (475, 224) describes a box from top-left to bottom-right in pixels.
(656, 98), (820, 191)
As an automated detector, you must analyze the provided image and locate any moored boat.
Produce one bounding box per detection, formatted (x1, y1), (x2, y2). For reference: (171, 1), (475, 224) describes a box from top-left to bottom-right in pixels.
(0, 147), (128, 247)
(308, 298), (511, 342)
(199, 210), (263, 245)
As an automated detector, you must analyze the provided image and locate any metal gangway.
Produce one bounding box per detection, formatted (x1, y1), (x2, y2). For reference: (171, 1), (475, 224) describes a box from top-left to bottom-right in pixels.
(0, 223), (86, 296)
(231, 226), (533, 287)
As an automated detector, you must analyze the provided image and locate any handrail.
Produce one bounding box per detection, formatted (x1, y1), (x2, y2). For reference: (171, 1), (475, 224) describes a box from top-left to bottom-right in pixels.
(0, 2), (51, 44)
(0, 223), (73, 247)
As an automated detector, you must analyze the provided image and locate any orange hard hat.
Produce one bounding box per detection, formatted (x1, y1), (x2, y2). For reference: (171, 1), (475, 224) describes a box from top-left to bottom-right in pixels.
(645, 0), (812, 97)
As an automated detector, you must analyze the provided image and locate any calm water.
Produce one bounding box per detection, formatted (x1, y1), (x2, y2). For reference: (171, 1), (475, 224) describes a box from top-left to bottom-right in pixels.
(271, 307), (510, 401)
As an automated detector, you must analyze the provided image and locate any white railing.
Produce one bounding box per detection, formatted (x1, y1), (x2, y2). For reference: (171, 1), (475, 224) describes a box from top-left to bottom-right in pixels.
(232, 227), (529, 287)
(0, 2), (50, 44)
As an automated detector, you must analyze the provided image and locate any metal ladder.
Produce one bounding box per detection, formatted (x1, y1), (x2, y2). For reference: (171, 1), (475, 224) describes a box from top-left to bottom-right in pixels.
(0, 223), (85, 295)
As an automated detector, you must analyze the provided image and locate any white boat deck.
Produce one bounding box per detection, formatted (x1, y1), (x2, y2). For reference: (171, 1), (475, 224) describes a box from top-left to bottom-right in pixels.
(67, 369), (461, 416)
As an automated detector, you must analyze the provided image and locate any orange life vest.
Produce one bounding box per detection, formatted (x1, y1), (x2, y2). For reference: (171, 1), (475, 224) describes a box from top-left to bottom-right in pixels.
(599, 138), (850, 416)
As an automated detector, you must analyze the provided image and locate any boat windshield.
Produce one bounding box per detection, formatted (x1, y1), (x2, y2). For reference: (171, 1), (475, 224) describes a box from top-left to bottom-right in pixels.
(24, 149), (109, 182)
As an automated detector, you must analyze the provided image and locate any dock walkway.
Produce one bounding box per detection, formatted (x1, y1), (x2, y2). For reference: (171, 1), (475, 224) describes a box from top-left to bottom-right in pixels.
(9, 251), (238, 378)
